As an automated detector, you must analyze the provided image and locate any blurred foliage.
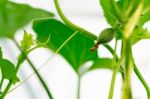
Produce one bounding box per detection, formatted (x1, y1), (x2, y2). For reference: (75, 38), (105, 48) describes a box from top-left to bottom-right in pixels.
(0, 1), (54, 38)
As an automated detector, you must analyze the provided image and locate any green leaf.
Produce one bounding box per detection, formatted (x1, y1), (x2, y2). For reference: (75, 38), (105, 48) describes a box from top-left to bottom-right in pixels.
(21, 30), (34, 51)
(0, 47), (2, 59)
(100, 0), (122, 27)
(0, 48), (19, 84)
(33, 18), (98, 72)
(139, 11), (150, 26)
(118, 0), (140, 17)
(100, 0), (118, 27)
(131, 27), (150, 44)
(0, 1), (54, 38)
(100, 0), (147, 29)
(89, 58), (113, 70)
(118, 0), (129, 9)
(0, 59), (19, 84)
(138, 1), (150, 26)
(143, 0), (150, 11)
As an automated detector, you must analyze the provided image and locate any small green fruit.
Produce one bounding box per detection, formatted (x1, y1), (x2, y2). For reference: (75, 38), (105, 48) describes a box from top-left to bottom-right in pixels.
(90, 28), (115, 52)
(98, 28), (115, 44)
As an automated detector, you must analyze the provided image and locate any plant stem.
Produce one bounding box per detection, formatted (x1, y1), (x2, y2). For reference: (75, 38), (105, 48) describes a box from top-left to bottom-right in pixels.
(105, 43), (150, 99)
(104, 44), (125, 80)
(54, 0), (97, 40)
(108, 40), (118, 99)
(0, 78), (4, 91)
(77, 75), (81, 99)
(0, 80), (12, 98)
(122, 39), (133, 99)
(108, 69), (118, 99)
(13, 39), (53, 99)
(108, 53), (124, 99)
(134, 62), (150, 99)
(103, 44), (113, 54)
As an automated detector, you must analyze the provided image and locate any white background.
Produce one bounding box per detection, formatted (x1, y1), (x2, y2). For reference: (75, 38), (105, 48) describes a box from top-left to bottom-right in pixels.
(1, 0), (150, 99)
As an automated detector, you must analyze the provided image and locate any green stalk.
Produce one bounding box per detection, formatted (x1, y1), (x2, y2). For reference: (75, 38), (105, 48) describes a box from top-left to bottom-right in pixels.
(108, 40), (118, 99)
(77, 75), (81, 99)
(105, 43), (150, 99)
(0, 81), (12, 98)
(103, 44), (114, 54)
(54, 0), (97, 40)
(134, 64), (150, 99)
(104, 43), (125, 80)
(122, 39), (133, 99)
(108, 69), (118, 99)
(108, 52), (125, 99)
(0, 78), (4, 92)
(133, 55), (150, 99)
(13, 39), (53, 99)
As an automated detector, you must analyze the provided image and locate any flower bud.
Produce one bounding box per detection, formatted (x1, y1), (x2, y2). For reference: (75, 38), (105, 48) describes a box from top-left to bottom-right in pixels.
(90, 28), (115, 52)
